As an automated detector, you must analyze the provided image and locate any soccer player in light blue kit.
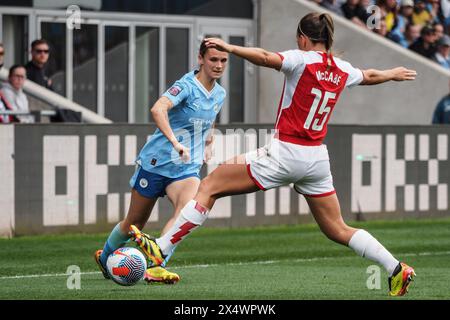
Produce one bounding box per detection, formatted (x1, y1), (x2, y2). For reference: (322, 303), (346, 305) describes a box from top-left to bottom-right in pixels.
(95, 39), (228, 284)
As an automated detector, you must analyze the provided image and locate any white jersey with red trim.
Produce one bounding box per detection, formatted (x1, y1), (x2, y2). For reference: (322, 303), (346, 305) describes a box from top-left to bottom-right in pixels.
(275, 50), (363, 145)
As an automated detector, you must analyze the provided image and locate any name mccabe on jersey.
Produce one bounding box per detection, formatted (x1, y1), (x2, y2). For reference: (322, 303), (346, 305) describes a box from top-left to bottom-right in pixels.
(316, 70), (342, 86)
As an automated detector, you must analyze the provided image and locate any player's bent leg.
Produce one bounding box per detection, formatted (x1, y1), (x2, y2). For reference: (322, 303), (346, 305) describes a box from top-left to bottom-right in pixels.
(121, 188), (158, 233)
(195, 154), (260, 208)
(304, 193), (357, 245)
(155, 154), (260, 263)
(96, 188), (158, 276)
(139, 177), (200, 284)
(305, 193), (415, 296)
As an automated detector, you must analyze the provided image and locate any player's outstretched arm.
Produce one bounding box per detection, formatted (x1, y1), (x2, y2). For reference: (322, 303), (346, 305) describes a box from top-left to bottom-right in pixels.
(150, 97), (190, 162)
(360, 67), (417, 85)
(204, 37), (282, 70)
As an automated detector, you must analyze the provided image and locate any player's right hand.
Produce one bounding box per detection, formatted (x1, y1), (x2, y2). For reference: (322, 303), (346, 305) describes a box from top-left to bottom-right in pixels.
(173, 142), (191, 163)
(204, 38), (232, 53)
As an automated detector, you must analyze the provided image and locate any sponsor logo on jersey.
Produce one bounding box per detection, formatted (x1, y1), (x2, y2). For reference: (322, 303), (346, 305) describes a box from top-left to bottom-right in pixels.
(168, 85), (182, 96)
(139, 178), (148, 188)
(189, 117), (215, 126)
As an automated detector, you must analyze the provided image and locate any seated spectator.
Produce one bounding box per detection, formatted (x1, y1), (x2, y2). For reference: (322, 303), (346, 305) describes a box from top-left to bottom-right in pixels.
(442, 0), (450, 26)
(1, 65), (33, 123)
(25, 39), (53, 90)
(432, 80), (450, 124)
(401, 23), (422, 47)
(320, 0), (344, 16)
(398, 0), (415, 26)
(433, 22), (445, 41)
(341, 0), (371, 28)
(409, 24), (437, 58)
(413, 0), (432, 26)
(388, 0), (413, 45)
(379, 0), (399, 33)
(432, 34), (450, 68)
(427, 0), (442, 24)
(374, 17), (388, 37)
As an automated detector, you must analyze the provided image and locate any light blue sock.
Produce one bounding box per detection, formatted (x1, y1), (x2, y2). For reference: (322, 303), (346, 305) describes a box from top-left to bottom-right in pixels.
(99, 223), (130, 266)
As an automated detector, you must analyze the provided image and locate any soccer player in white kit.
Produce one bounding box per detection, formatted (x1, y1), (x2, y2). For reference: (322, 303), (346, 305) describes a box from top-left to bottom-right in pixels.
(130, 12), (417, 296)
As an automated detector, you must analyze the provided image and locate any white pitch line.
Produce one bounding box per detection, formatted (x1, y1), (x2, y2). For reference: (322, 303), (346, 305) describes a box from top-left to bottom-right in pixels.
(1, 250), (449, 280)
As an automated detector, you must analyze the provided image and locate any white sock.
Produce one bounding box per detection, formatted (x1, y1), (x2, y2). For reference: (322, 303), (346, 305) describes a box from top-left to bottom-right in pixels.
(156, 200), (209, 256)
(348, 229), (399, 276)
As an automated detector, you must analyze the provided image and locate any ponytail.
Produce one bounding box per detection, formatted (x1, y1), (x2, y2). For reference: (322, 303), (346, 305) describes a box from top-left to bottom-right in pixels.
(319, 13), (334, 70)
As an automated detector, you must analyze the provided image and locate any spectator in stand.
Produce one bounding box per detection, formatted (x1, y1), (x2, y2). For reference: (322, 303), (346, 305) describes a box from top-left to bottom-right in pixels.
(25, 39), (53, 90)
(413, 0), (432, 26)
(427, 0), (442, 24)
(401, 23), (422, 47)
(409, 24), (437, 58)
(398, 0), (415, 26)
(441, 0), (450, 26)
(374, 16), (389, 36)
(432, 80), (450, 124)
(387, 0), (412, 45)
(341, 0), (371, 28)
(1, 65), (33, 123)
(433, 22), (445, 41)
(320, 0), (344, 16)
(432, 34), (450, 68)
(378, 0), (399, 33)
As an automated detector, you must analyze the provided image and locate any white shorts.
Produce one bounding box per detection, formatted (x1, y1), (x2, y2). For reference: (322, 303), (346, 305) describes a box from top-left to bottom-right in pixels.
(245, 138), (335, 197)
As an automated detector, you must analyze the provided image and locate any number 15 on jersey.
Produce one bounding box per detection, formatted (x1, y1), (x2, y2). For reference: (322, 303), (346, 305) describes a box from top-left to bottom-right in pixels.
(304, 88), (336, 131)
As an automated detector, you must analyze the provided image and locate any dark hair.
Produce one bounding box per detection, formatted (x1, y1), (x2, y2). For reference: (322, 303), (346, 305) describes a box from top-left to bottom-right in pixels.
(8, 64), (26, 77)
(199, 35), (221, 57)
(297, 12), (334, 51)
(31, 39), (49, 50)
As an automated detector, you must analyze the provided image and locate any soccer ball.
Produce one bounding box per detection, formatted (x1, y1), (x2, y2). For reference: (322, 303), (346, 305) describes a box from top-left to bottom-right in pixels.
(106, 247), (147, 286)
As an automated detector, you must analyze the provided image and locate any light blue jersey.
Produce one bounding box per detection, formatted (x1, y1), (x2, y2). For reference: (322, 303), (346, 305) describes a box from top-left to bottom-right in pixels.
(136, 70), (226, 178)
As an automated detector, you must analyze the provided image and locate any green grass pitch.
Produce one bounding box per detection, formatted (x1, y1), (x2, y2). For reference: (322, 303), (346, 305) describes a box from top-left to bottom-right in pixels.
(0, 218), (449, 300)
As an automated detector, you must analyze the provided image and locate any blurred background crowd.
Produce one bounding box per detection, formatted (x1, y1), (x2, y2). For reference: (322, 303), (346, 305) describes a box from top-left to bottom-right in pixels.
(311, 0), (450, 69)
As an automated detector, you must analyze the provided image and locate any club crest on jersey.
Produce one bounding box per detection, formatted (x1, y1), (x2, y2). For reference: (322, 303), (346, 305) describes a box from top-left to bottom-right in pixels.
(168, 85), (182, 96)
(316, 70), (342, 86)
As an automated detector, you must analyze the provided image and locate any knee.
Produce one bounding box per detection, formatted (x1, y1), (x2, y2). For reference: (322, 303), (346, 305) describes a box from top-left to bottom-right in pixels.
(198, 176), (216, 198)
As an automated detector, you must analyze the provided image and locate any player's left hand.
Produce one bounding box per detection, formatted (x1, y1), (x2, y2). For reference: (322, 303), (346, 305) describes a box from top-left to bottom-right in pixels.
(391, 67), (417, 81)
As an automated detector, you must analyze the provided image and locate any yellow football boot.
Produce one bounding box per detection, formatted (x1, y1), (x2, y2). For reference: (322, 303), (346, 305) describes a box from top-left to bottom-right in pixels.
(94, 249), (110, 279)
(129, 225), (165, 266)
(388, 262), (416, 296)
(144, 266), (180, 284)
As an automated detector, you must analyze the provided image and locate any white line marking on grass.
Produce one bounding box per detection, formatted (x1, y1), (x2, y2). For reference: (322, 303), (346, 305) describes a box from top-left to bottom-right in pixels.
(1, 251), (449, 280)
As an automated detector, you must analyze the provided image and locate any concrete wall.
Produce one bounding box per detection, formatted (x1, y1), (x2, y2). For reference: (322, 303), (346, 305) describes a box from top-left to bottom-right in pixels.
(258, 0), (450, 125)
(1, 124), (449, 237)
